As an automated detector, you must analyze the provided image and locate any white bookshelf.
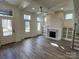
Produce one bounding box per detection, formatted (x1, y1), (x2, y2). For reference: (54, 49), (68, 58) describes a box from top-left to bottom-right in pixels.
(62, 27), (74, 41)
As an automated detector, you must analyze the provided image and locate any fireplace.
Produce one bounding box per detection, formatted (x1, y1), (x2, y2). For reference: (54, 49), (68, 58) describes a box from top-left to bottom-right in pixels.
(49, 31), (56, 38)
(45, 26), (62, 40)
(46, 28), (61, 40)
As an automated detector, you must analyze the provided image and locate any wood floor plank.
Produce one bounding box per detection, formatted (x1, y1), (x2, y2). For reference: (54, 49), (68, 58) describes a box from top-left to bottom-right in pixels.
(0, 36), (79, 59)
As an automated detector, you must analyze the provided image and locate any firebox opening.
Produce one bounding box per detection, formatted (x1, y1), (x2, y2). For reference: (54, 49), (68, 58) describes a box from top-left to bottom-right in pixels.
(49, 31), (56, 38)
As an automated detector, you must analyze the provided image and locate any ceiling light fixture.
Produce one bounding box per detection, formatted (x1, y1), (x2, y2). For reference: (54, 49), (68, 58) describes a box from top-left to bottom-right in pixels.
(32, 8), (35, 10)
(61, 8), (64, 10)
(37, 6), (48, 16)
(37, 12), (41, 14)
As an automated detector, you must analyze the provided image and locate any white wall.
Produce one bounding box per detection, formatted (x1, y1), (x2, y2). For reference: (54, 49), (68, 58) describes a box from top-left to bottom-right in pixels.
(46, 12), (64, 27)
(0, 3), (42, 45)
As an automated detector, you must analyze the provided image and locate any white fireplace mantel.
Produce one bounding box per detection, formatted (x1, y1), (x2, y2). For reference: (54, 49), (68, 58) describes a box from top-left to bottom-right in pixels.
(45, 27), (62, 40)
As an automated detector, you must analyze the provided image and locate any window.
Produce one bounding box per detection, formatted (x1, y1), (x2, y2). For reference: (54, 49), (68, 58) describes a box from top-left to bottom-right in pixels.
(45, 17), (47, 23)
(2, 19), (13, 36)
(24, 14), (31, 32)
(65, 13), (73, 20)
(0, 9), (13, 16)
(37, 17), (41, 31)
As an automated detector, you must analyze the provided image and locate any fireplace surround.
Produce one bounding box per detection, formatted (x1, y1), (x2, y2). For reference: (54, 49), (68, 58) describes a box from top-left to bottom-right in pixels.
(46, 27), (62, 40)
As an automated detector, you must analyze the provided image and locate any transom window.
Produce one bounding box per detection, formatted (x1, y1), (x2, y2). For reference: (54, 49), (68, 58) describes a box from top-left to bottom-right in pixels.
(65, 13), (73, 20)
(24, 15), (31, 20)
(0, 9), (13, 17)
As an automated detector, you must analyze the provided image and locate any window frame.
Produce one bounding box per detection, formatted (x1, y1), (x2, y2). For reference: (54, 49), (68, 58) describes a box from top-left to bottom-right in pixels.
(2, 19), (13, 36)
(24, 14), (31, 32)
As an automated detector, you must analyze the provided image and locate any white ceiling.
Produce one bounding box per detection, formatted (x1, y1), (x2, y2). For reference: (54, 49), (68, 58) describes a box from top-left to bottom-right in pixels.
(49, 0), (74, 11)
(34, 0), (64, 9)
(35, 0), (74, 11)
(0, 0), (74, 13)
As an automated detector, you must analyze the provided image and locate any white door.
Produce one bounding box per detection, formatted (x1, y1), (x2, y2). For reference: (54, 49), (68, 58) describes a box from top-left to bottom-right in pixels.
(0, 16), (15, 45)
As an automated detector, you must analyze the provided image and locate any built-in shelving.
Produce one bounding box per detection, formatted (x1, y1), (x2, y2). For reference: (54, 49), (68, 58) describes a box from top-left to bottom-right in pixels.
(62, 27), (73, 41)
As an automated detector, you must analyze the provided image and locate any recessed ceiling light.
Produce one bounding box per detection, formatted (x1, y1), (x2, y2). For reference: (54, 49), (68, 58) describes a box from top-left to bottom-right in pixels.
(32, 8), (35, 10)
(61, 8), (64, 10)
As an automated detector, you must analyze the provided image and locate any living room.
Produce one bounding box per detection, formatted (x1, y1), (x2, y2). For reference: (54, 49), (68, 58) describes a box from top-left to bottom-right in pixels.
(0, 0), (79, 59)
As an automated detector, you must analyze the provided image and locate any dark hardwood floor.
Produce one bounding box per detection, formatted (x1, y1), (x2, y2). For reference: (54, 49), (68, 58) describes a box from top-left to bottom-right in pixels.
(0, 36), (79, 59)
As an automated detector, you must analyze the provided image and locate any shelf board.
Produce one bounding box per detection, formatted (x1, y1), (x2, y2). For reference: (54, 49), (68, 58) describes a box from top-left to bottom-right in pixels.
(62, 38), (72, 41)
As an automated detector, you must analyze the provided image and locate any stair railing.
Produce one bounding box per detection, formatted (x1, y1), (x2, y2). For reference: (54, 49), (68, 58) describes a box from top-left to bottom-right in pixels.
(71, 23), (77, 49)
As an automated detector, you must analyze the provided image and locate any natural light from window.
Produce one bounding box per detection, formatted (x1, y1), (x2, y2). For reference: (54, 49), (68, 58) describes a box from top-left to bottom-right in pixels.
(50, 43), (59, 47)
(65, 13), (73, 20)
(24, 14), (31, 32)
(2, 19), (12, 36)
(37, 17), (41, 31)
